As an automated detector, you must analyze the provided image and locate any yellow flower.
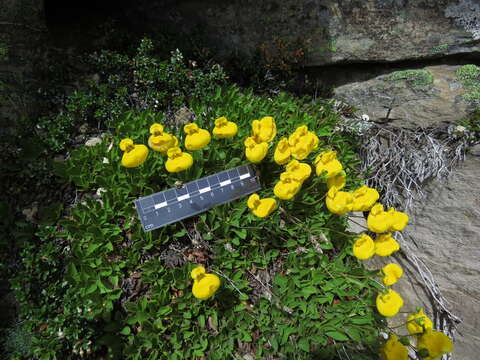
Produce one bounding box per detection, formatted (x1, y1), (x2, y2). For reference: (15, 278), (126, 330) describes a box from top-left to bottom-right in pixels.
(406, 309), (433, 335)
(352, 233), (375, 260)
(351, 185), (380, 212)
(288, 125), (319, 160)
(388, 208), (409, 231)
(326, 171), (346, 190)
(417, 330), (453, 360)
(326, 186), (353, 215)
(184, 123), (211, 150)
(374, 233), (400, 256)
(382, 263), (403, 286)
(379, 334), (408, 360)
(252, 116), (276, 143)
(119, 138), (149, 168)
(367, 203), (391, 233)
(285, 159), (312, 183)
(244, 136), (268, 163)
(247, 193), (277, 218)
(165, 147), (193, 173)
(314, 151), (342, 178)
(368, 203), (409, 233)
(274, 138), (291, 165)
(191, 265), (221, 300)
(148, 123), (178, 154)
(376, 289), (404, 317)
(273, 172), (302, 200)
(212, 116), (238, 138)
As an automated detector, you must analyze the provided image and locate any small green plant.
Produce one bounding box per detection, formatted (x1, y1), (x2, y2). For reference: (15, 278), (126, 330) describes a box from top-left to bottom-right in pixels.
(387, 69), (434, 87)
(36, 38), (227, 152)
(456, 64), (480, 105)
(431, 43), (449, 53)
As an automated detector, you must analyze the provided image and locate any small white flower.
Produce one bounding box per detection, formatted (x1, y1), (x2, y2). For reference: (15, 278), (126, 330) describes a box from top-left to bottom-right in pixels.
(361, 114), (370, 121)
(57, 329), (65, 338)
(102, 157), (109, 164)
(96, 188), (107, 197)
(380, 332), (389, 340)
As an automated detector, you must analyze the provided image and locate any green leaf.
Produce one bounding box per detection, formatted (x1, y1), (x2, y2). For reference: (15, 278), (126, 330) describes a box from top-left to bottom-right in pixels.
(67, 263), (80, 282)
(120, 326), (131, 335)
(326, 331), (349, 341)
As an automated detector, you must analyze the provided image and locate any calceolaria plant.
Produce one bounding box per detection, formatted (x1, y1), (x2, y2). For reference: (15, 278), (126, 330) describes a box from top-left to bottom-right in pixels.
(12, 84), (453, 360)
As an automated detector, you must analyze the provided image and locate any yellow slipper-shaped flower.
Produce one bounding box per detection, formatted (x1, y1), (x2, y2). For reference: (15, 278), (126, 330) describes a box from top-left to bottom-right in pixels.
(326, 186), (353, 215)
(376, 289), (404, 317)
(274, 138), (291, 165)
(252, 116), (276, 143)
(191, 265), (221, 300)
(406, 309), (433, 335)
(288, 125), (319, 160)
(244, 136), (268, 163)
(382, 263), (403, 286)
(350, 185), (380, 212)
(374, 233), (400, 256)
(367, 203), (391, 233)
(119, 138), (149, 168)
(379, 334), (408, 360)
(285, 159), (312, 183)
(184, 123), (211, 150)
(247, 193), (277, 218)
(352, 233), (375, 260)
(326, 171), (346, 190)
(314, 151), (342, 178)
(212, 116), (238, 138)
(165, 147), (193, 173)
(387, 207), (409, 231)
(273, 172), (302, 200)
(417, 330), (453, 360)
(148, 123), (178, 154)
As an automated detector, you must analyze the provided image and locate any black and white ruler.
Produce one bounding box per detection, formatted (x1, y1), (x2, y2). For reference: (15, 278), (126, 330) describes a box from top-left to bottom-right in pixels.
(135, 165), (261, 231)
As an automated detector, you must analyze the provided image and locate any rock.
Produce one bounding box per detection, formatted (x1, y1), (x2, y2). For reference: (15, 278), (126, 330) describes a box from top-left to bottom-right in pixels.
(22, 202), (38, 222)
(85, 137), (102, 147)
(349, 156), (480, 359)
(173, 106), (195, 127)
(119, 0), (480, 67)
(334, 65), (473, 128)
(79, 123), (89, 134)
(469, 144), (480, 156)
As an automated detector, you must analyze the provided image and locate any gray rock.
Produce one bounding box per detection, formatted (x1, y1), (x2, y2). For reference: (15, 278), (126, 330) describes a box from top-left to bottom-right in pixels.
(349, 157), (480, 359)
(119, 0), (480, 67)
(334, 65), (473, 128)
(469, 144), (480, 156)
(85, 137), (102, 147)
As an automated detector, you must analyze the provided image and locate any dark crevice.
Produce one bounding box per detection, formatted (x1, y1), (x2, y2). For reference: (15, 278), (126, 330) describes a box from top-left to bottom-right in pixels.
(301, 50), (480, 93)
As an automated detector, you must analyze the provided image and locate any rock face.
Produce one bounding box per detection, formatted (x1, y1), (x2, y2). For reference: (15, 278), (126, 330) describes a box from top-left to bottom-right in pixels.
(334, 65), (475, 128)
(0, 0), (46, 131)
(121, 0), (480, 66)
(348, 148), (480, 360)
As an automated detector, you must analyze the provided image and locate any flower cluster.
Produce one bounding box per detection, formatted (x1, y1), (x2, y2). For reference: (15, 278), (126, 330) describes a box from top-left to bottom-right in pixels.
(244, 116), (276, 163)
(119, 117), (238, 173)
(319, 150), (453, 360)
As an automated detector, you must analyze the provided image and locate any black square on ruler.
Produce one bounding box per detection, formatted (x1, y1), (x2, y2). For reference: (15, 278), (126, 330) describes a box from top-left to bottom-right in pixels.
(238, 165), (249, 175)
(228, 169), (239, 180)
(164, 189), (177, 203)
(186, 182), (198, 194)
(197, 178), (209, 189)
(153, 193), (165, 204)
(217, 171), (229, 182)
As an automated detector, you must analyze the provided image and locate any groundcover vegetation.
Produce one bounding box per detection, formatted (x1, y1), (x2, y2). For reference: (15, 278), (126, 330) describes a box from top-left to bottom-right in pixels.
(8, 39), (391, 359)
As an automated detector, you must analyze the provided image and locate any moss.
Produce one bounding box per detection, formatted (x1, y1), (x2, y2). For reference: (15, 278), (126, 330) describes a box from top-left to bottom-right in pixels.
(387, 69), (434, 87)
(432, 43), (449, 53)
(456, 64), (480, 106)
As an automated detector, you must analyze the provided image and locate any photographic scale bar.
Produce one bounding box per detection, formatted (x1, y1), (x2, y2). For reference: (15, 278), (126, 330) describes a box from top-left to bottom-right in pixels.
(135, 165), (261, 231)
